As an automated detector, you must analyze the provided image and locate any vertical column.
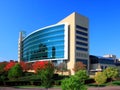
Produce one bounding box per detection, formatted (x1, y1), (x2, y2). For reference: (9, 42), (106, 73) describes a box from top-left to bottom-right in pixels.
(18, 32), (23, 63)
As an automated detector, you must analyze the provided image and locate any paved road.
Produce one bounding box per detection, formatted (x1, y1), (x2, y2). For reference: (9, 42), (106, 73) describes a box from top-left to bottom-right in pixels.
(0, 86), (120, 90)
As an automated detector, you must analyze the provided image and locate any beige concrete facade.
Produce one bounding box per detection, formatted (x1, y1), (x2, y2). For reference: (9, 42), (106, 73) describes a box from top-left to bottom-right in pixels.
(58, 12), (76, 75)
(58, 12), (89, 75)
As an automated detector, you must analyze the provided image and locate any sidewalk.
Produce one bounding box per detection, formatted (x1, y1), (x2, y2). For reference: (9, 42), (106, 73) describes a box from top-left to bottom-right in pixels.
(88, 86), (120, 90)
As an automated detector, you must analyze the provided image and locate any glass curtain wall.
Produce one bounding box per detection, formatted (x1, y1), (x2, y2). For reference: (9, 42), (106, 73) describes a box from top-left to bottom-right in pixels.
(22, 24), (66, 62)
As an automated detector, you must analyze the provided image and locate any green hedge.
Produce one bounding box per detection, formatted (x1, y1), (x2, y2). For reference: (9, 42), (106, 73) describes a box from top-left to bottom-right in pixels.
(18, 75), (41, 81)
(0, 81), (41, 86)
(0, 74), (69, 86)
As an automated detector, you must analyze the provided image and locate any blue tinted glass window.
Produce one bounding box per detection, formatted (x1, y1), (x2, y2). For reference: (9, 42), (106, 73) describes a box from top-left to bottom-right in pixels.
(22, 24), (66, 62)
(99, 58), (114, 65)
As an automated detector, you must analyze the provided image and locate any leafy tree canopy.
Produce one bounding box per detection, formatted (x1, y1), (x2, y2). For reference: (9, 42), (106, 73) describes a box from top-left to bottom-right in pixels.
(20, 61), (27, 71)
(8, 63), (23, 80)
(4, 60), (16, 71)
(73, 62), (86, 72)
(32, 61), (48, 73)
(32, 61), (54, 88)
(0, 61), (8, 74)
(103, 67), (119, 80)
(94, 72), (107, 85)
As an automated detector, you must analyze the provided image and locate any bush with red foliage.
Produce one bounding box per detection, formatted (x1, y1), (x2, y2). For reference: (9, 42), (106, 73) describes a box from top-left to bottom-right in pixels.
(4, 60), (16, 71)
(32, 61), (54, 73)
(73, 61), (86, 72)
(32, 61), (49, 72)
(19, 61), (27, 71)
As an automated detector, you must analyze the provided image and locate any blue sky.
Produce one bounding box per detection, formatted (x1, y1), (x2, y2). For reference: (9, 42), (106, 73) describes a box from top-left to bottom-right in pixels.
(0, 0), (120, 61)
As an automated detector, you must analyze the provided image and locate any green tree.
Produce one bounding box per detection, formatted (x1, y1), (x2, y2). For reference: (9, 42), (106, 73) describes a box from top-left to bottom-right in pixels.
(0, 62), (8, 81)
(94, 72), (107, 88)
(0, 61), (7, 74)
(103, 67), (119, 80)
(8, 63), (23, 80)
(61, 70), (88, 90)
(75, 70), (88, 82)
(116, 66), (120, 77)
(37, 62), (54, 88)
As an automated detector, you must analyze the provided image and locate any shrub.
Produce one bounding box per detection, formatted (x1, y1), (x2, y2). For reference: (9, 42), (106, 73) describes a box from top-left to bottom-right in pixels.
(23, 72), (34, 76)
(0, 75), (6, 81)
(85, 78), (95, 84)
(62, 76), (87, 90)
(61, 70), (88, 90)
(18, 75), (41, 81)
(94, 72), (107, 85)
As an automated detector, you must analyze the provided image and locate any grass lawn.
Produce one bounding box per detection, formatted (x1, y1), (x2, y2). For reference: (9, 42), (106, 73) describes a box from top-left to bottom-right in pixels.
(106, 80), (120, 86)
(87, 80), (120, 87)
(1, 80), (120, 89)
(13, 85), (61, 89)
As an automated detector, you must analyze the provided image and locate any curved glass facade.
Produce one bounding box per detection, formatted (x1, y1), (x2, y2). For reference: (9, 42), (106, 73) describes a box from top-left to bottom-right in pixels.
(22, 24), (68, 62)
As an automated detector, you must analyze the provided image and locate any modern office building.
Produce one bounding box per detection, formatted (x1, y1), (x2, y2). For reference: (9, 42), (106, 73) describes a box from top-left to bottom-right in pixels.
(89, 54), (120, 75)
(18, 12), (89, 75)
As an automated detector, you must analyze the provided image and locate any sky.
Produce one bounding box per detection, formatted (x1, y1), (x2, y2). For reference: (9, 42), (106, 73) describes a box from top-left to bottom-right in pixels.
(0, 0), (120, 61)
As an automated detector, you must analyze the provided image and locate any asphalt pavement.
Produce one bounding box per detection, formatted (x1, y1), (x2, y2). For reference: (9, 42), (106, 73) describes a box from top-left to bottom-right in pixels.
(0, 86), (120, 90)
